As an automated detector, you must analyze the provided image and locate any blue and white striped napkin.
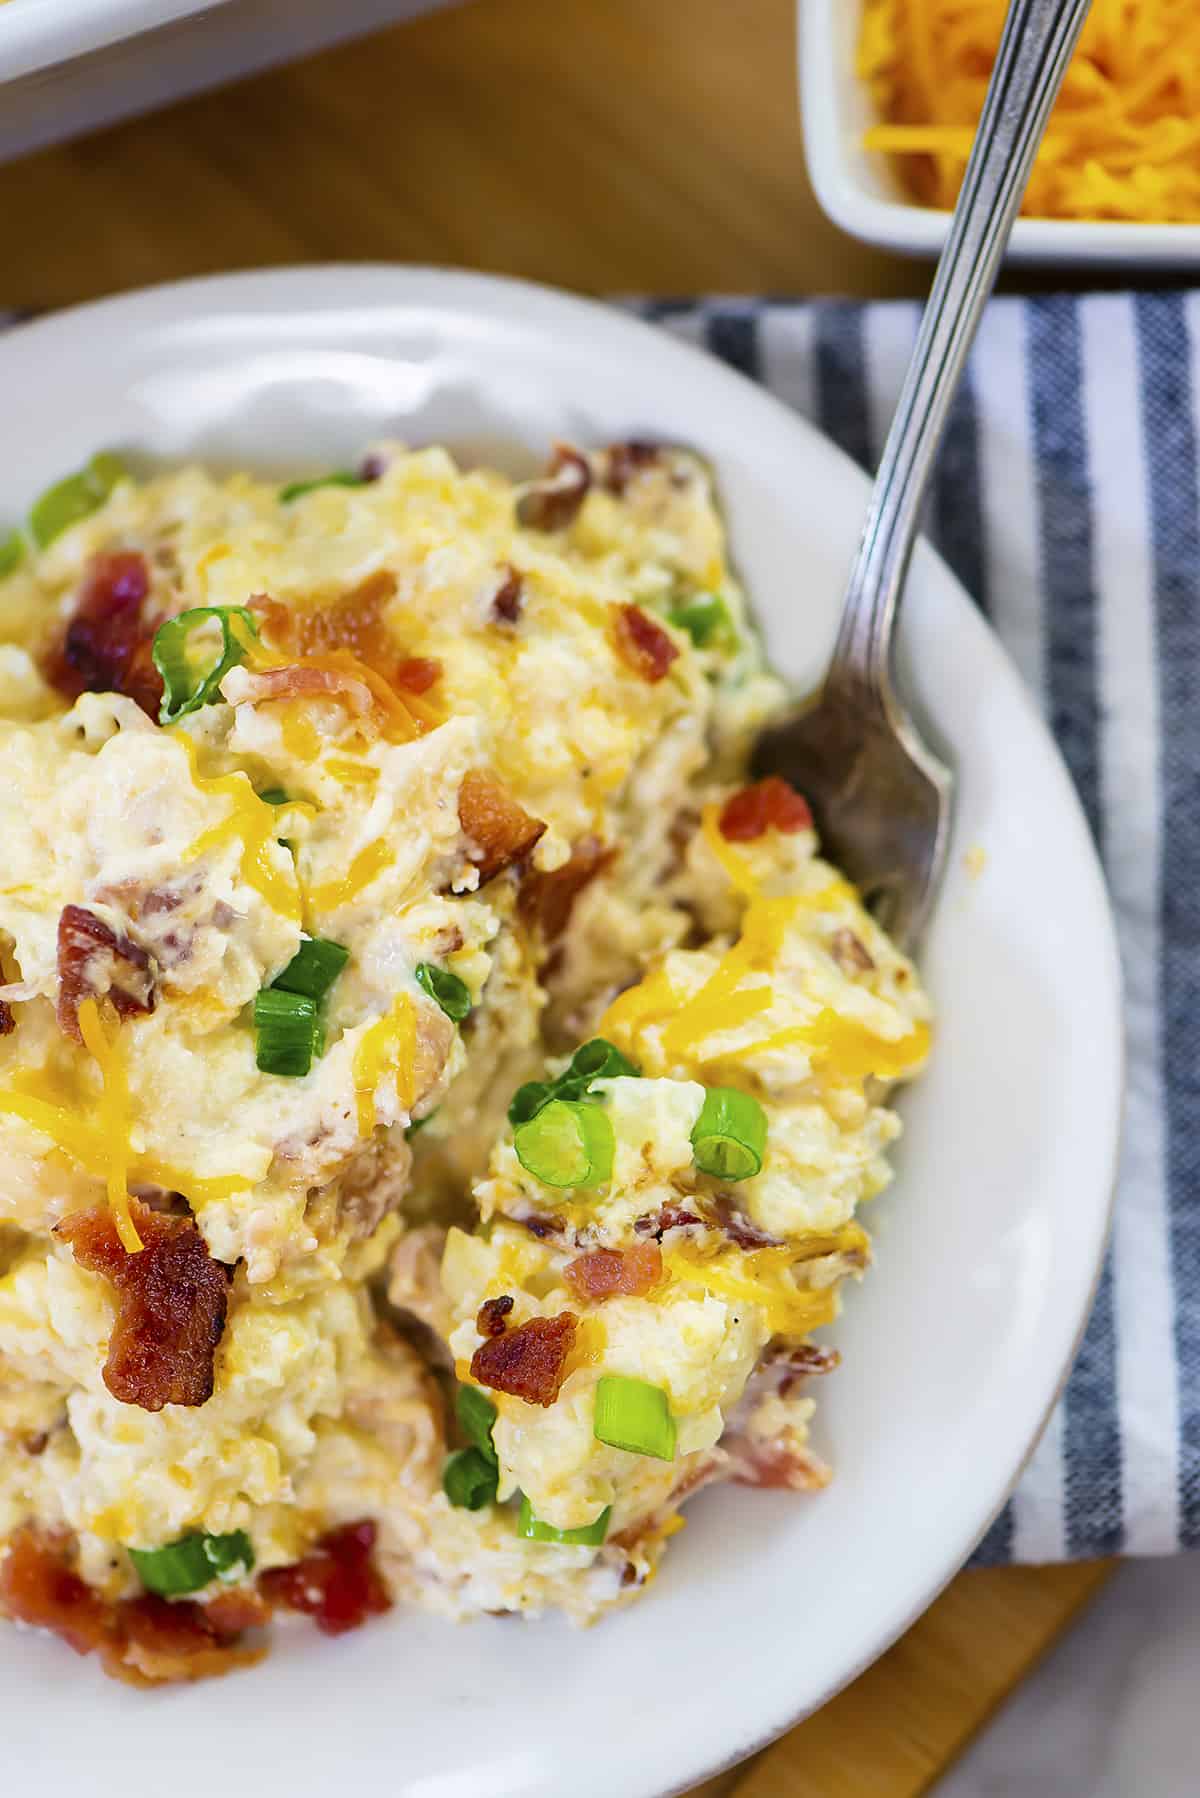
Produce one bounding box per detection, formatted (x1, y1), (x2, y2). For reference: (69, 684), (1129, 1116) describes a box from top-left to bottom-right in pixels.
(637, 292), (1200, 1566)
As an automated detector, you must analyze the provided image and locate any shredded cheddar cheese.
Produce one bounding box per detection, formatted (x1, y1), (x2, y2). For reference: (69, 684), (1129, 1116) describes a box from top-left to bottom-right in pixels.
(307, 838), (394, 915)
(172, 732), (302, 922)
(75, 998), (142, 1252)
(352, 992), (417, 1136)
(860, 0), (1200, 221)
(664, 1237), (849, 1337)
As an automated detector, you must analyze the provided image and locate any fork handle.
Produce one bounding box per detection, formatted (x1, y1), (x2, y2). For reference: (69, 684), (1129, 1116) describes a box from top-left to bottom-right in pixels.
(829, 0), (1092, 694)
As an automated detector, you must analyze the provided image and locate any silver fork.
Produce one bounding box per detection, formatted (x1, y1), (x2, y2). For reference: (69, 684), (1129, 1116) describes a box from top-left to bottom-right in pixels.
(752, 0), (1092, 949)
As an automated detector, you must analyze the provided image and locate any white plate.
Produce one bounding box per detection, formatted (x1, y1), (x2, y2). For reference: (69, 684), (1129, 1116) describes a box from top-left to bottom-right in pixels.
(799, 0), (1200, 266)
(0, 268), (1122, 1798)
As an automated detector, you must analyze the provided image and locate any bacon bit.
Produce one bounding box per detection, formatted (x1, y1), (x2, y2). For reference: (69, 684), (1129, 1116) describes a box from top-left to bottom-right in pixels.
(711, 1197), (783, 1251)
(634, 1201), (703, 1238)
(490, 565), (524, 626)
(0, 1000), (13, 1036)
(393, 656), (441, 695)
(516, 445), (592, 532)
(0, 1528), (109, 1656)
(469, 1311), (577, 1407)
(42, 549), (162, 719)
(0, 1529), (260, 1685)
(718, 776), (813, 842)
(774, 1342), (842, 1390)
(603, 440), (661, 495)
(476, 1294), (514, 1337)
(57, 1199), (231, 1412)
(258, 1520), (391, 1637)
(56, 904), (155, 1044)
(115, 1593), (262, 1686)
(518, 835), (615, 941)
(564, 1242), (662, 1302)
(458, 768), (546, 885)
(518, 1210), (567, 1241)
(613, 604), (679, 684)
(203, 1587), (273, 1634)
(223, 662), (374, 714)
(830, 928), (875, 975)
(729, 1441), (829, 1492)
(251, 576), (397, 670)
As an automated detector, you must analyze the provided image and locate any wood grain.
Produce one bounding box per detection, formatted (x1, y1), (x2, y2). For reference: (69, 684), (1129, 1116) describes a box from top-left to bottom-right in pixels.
(0, 1), (1113, 1790)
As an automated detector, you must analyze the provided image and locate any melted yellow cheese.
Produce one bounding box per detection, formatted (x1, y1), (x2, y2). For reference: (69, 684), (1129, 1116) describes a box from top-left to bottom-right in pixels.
(352, 991), (417, 1136)
(172, 732), (301, 922)
(307, 838), (394, 915)
(75, 998), (142, 1252)
(664, 1236), (849, 1336)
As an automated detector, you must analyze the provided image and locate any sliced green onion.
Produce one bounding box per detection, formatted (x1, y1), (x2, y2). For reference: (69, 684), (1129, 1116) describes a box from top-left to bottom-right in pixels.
(415, 961), (472, 1024)
(456, 1385), (499, 1463)
(508, 1080), (554, 1128)
(513, 1098), (614, 1189)
(258, 787), (290, 806)
(506, 1038), (639, 1127)
(128, 1530), (255, 1597)
(29, 451), (129, 549)
(517, 1494), (611, 1545)
(406, 1108), (438, 1138)
(272, 937), (349, 1003)
(593, 1374), (676, 1461)
(200, 1529), (255, 1582)
(563, 1037), (640, 1086)
(254, 987), (320, 1077)
(0, 530), (24, 577)
(668, 592), (737, 651)
(690, 1086), (767, 1181)
(152, 605), (260, 725)
(442, 1446), (499, 1510)
(279, 471), (367, 504)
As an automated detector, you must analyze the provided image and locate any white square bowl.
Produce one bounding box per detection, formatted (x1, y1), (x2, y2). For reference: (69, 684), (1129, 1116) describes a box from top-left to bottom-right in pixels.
(799, 0), (1200, 266)
(0, 0), (450, 164)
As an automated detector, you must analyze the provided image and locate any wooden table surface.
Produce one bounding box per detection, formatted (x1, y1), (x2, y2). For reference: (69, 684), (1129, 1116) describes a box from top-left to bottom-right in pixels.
(1, 0), (1111, 1788)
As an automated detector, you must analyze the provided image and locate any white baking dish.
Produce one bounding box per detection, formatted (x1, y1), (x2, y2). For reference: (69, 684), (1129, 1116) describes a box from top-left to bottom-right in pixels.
(799, 0), (1200, 266)
(0, 0), (450, 163)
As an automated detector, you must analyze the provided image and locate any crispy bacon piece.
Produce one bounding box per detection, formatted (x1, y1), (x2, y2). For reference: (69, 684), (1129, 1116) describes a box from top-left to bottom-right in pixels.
(773, 1343), (842, 1390)
(518, 835), (615, 941)
(564, 1242), (662, 1302)
(258, 1520), (391, 1637)
(458, 768), (546, 884)
(470, 1311), (577, 1407)
(728, 1441), (829, 1492)
(56, 904), (156, 1044)
(718, 776), (813, 842)
(0, 1528), (110, 1656)
(42, 550), (162, 720)
(603, 440), (661, 495)
(223, 662), (374, 714)
(57, 1199), (231, 1412)
(613, 604), (679, 684)
(393, 656), (441, 695)
(0, 1000), (13, 1036)
(0, 1529), (260, 1685)
(516, 445), (592, 532)
(490, 565), (524, 626)
(711, 1197), (783, 1251)
(830, 928), (875, 975)
(634, 1201), (703, 1238)
(250, 575), (398, 670)
(476, 1294), (514, 1337)
(517, 1209), (567, 1241)
(114, 1593), (263, 1685)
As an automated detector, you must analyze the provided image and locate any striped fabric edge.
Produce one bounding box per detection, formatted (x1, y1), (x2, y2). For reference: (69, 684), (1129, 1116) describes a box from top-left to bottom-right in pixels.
(636, 294), (1189, 1570)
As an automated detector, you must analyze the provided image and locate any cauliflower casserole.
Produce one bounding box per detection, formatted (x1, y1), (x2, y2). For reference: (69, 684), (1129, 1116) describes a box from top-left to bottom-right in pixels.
(0, 439), (930, 1682)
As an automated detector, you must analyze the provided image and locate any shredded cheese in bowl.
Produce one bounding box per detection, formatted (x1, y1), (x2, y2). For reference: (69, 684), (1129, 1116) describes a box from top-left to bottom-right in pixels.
(859, 0), (1200, 222)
